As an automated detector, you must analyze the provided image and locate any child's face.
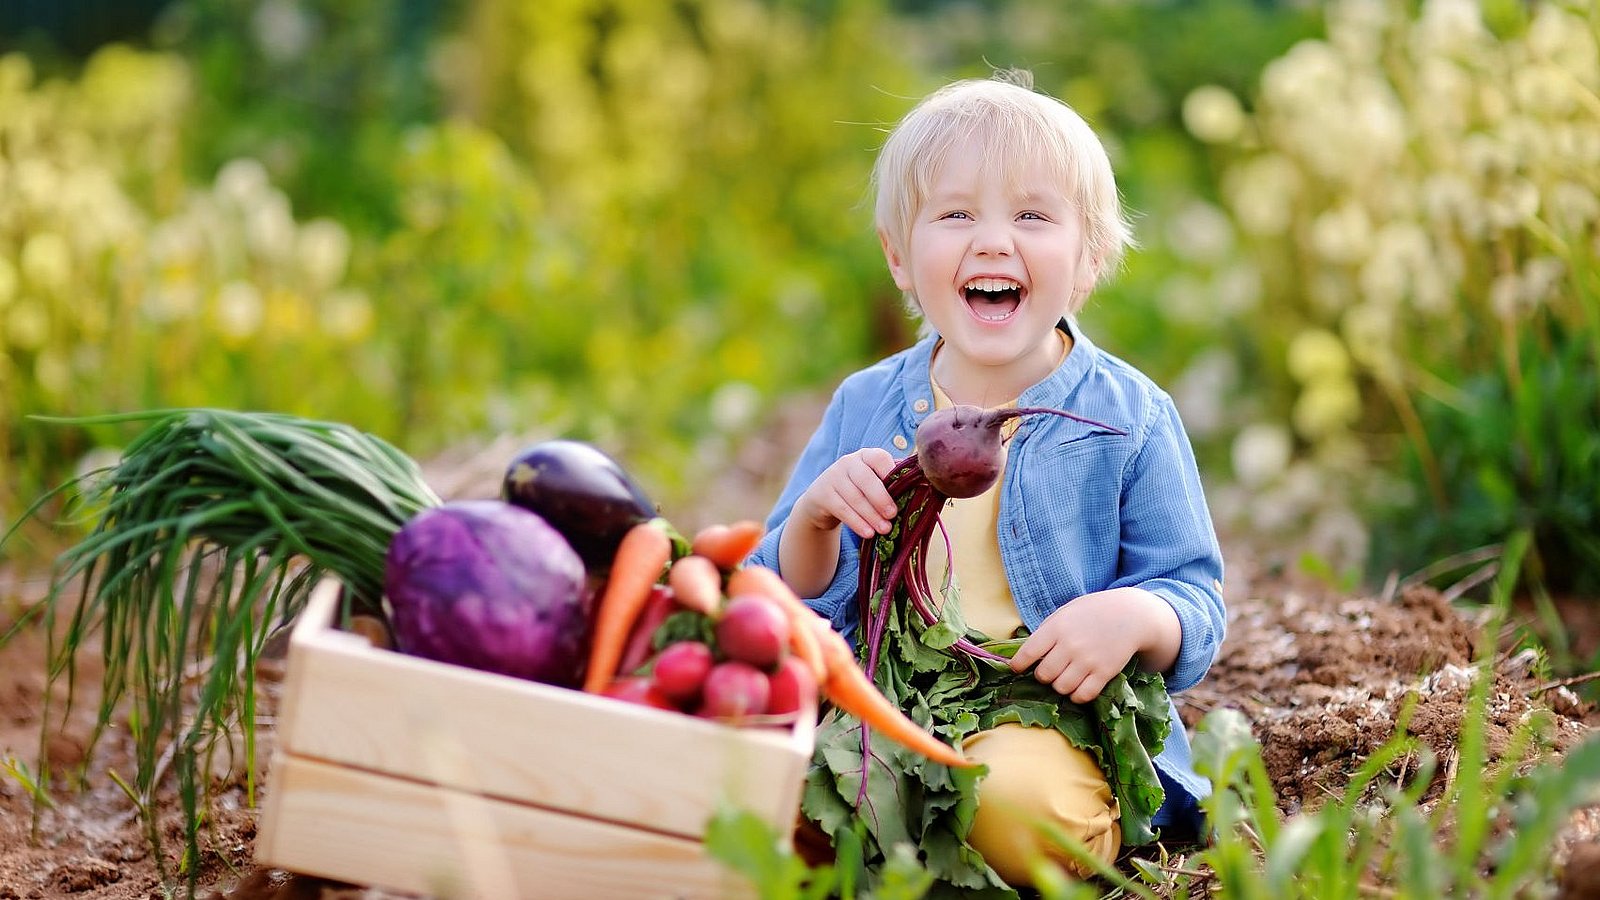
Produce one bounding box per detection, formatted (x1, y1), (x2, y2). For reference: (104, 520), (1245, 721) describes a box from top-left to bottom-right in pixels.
(882, 135), (1098, 389)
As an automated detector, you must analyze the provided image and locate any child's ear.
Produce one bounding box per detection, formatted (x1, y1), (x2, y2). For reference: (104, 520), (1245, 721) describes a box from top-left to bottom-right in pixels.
(1077, 251), (1104, 293)
(879, 229), (912, 292)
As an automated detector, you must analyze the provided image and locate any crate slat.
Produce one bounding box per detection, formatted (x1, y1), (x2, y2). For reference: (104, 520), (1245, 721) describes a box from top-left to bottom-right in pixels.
(275, 581), (810, 839)
(257, 754), (753, 899)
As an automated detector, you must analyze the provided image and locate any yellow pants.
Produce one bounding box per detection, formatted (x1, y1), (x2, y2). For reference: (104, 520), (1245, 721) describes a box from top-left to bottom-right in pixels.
(964, 723), (1122, 886)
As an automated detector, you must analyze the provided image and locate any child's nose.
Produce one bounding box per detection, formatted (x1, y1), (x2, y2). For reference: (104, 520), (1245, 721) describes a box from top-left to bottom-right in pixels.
(971, 222), (1014, 256)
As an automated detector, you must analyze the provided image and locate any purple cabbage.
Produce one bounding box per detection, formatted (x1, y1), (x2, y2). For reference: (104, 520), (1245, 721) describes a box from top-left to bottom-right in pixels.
(384, 499), (591, 686)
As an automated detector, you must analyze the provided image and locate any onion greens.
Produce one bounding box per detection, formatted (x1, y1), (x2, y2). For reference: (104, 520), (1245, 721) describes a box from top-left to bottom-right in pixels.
(8, 408), (439, 891)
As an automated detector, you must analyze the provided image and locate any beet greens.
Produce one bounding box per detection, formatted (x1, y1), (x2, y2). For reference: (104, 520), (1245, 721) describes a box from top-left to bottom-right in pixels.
(802, 403), (1175, 894)
(854, 405), (1127, 684)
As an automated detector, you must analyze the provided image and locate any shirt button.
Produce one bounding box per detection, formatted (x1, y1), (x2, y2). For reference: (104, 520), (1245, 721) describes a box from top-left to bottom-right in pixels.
(913, 399), (929, 413)
(892, 435), (908, 450)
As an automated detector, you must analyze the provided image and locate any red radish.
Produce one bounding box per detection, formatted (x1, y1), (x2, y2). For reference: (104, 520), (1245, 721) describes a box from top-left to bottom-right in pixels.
(600, 676), (677, 711)
(765, 654), (817, 716)
(616, 585), (677, 676)
(716, 594), (791, 669)
(652, 640), (715, 706)
(698, 660), (771, 720)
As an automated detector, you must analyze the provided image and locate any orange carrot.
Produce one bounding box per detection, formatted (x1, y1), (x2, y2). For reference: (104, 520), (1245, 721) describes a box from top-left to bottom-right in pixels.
(726, 566), (825, 682)
(811, 619), (974, 768)
(667, 554), (724, 617)
(690, 520), (765, 571)
(582, 523), (673, 693)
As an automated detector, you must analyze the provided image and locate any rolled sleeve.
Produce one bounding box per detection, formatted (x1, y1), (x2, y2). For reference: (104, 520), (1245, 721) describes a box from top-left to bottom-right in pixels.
(1112, 395), (1226, 693)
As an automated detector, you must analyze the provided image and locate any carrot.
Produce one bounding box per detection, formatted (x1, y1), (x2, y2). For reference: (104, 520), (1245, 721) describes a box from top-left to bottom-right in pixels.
(725, 565), (825, 682)
(810, 619), (975, 768)
(690, 519), (765, 571)
(582, 522), (674, 693)
(667, 555), (724, 618)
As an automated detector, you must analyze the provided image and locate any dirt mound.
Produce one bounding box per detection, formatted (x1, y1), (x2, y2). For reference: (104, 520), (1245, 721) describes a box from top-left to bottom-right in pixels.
(1183, 577), (1595, 814)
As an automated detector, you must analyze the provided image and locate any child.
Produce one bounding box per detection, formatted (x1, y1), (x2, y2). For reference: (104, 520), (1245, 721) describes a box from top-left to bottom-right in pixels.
(748, 71), (1226, 887)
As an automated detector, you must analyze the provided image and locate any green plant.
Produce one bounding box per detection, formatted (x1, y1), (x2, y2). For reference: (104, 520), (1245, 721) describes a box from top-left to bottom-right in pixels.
(1181, 533), (1600, 898)
(1186, 0), (1600, 588)
(12, 408), (438, 891)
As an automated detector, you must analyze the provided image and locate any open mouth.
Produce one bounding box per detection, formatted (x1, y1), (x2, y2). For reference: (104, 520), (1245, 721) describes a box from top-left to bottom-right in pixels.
(962, 276), (1022, 322)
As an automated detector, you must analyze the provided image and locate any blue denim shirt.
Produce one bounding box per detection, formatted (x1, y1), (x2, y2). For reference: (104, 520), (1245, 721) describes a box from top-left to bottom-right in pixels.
(750, 319), (1225, 830)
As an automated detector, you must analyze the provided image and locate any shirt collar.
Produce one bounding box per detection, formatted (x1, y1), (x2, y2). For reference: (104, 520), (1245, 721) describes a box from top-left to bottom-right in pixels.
(899, 317), (1098, 422)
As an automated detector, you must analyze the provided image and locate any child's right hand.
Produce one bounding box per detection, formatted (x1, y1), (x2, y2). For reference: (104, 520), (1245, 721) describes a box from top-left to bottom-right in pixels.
(792, 448), (899, 539)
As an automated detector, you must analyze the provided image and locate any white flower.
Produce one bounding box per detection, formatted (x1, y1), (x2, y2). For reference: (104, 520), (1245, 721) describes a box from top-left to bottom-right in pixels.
(1172, 349), (1238, 439)
(1226, 154), (1301, 237)
(1310, 202), (1373, 265)
(215, 158), (271, 207)
(1232, 422), (1293, 488)
(252, 0), (316, 64)
(709, 381), (760, 433)
(1166, 199), (1235, 264)
(215, 280), (263, 340)
(297, 218), (351, 291)
(1213, 262), (1263, 316)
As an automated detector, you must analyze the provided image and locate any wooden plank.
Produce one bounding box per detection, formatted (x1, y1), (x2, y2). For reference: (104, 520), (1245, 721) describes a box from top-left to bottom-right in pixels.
(257, 754), (753, 899)
(277, 581), (811, 840)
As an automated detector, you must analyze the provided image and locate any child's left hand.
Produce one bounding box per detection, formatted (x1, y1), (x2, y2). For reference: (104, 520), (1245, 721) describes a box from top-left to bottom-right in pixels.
(1009, 588), (1179, 703)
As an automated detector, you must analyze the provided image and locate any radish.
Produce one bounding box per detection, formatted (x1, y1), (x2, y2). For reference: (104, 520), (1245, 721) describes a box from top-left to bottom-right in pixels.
(698, 660), (771, 720)
(651, 640), (715, 706)
(715, 594), (791, 670)
(765, 655), (817, 717)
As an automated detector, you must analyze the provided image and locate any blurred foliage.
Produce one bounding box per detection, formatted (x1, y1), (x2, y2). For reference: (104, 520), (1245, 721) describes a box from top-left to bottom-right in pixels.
(4, 0), (1598, 615)
(0, 0), (1320, 553)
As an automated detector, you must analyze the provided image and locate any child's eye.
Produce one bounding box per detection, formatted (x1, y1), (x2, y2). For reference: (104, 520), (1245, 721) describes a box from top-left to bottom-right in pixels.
(1018, 211), (1047, 221)
(940, 210), (971, 220)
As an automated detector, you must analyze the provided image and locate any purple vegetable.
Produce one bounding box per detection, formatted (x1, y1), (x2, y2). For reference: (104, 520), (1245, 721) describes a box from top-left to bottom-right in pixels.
(501, 440), (658, 572)
(384, 499), (591, 686)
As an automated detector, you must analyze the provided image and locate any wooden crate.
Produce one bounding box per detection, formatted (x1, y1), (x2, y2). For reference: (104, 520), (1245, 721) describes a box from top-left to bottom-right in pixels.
(257, 579), (815, 898)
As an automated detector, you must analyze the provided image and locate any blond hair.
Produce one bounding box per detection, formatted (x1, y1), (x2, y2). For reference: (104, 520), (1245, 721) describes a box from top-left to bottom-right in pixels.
(872, 71), (1135, 316)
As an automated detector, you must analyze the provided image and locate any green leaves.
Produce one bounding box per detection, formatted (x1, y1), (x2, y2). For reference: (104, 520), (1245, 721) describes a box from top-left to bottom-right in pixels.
(803, 590), (1173, 896)
(17, 408), (439, 891)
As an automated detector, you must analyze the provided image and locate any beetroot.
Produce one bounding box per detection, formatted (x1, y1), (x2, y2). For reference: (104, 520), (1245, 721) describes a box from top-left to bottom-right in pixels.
(652, 640), (715, 706)
(698, 660), (771, 719)
(715, 594), (791, 670)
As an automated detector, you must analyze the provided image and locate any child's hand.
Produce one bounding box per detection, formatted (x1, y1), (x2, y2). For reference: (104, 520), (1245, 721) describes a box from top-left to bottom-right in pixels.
(792, 448), (898, 539)
(1009, 588), (1180, 703)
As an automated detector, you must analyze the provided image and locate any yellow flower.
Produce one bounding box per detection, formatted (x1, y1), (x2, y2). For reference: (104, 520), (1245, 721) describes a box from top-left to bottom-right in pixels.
(1287, 329), (1351, 383)
(21, 231), (72, 292)
(7, 300), (49, 350)
(320, 289), (372, 342)
(0, 256), (16, 307)
(1293, 378), (1361, 440)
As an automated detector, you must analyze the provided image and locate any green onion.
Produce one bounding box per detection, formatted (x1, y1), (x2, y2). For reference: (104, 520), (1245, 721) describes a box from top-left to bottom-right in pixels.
(10, 408), (440, 892)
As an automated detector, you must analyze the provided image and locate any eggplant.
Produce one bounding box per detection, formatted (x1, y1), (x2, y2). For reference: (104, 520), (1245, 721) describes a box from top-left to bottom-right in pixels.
(501, 439), (658, 570)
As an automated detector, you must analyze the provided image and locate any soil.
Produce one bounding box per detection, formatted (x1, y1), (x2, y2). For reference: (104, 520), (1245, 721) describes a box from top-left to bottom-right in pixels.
(1, 399), (1597, 898)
